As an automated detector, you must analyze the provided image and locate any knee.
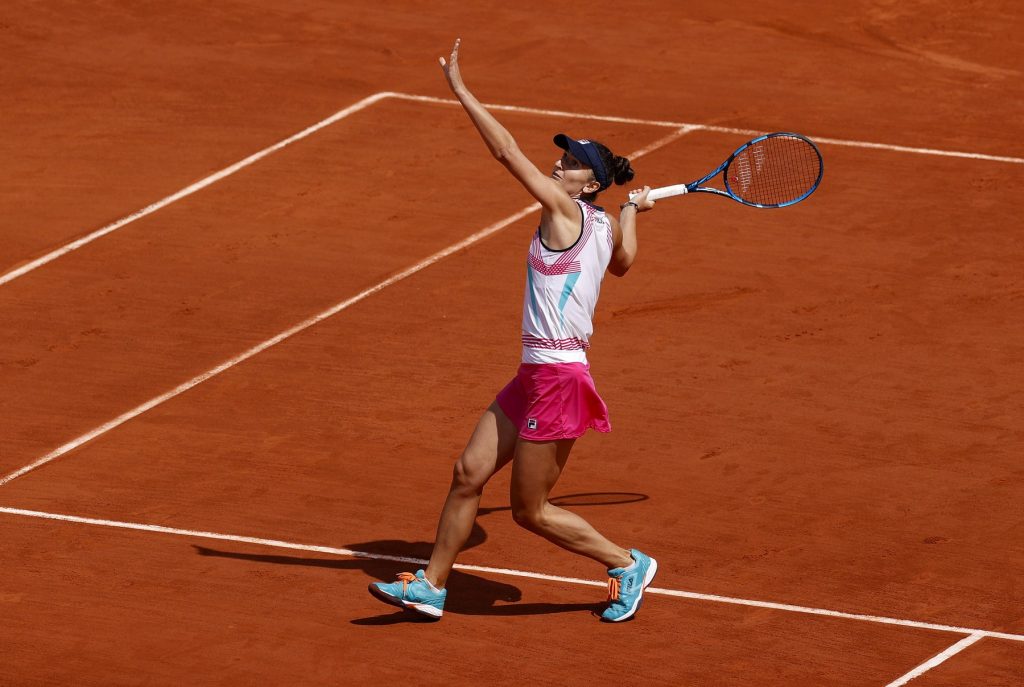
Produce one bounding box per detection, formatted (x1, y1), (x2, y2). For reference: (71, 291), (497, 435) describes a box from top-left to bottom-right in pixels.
(511, 504), (545, 532)
(450, 456), (487, 496)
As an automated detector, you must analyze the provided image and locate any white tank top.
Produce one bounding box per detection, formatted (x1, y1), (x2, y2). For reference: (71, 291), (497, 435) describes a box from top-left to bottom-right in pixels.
(521, 200), (615, 364)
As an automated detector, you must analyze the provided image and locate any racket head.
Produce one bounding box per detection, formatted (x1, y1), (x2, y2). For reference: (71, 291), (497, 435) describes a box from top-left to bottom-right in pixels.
(722, 132), (823, 208)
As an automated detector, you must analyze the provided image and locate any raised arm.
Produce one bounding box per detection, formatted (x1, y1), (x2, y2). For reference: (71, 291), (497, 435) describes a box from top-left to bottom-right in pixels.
(439, 40), (578, 219)
(608, 187), (655, 277)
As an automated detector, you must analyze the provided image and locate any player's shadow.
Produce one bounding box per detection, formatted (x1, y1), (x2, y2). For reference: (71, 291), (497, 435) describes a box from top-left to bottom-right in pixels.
(193, 492), (647, 623)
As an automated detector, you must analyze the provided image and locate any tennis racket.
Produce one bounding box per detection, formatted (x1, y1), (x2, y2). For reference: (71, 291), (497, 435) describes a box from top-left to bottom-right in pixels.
(633, 132), (823, 208)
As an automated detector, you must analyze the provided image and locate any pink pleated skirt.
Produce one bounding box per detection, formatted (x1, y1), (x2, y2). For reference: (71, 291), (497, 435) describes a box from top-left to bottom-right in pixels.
(495, 362), (611, 441)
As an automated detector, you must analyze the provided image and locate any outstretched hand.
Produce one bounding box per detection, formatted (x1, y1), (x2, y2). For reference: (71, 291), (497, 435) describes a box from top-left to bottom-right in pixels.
(439, 38), (466, 93)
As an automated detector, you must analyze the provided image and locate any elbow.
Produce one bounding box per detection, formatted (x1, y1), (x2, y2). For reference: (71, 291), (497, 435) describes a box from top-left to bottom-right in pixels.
(608, 248), (636, 277)
(493, 141), (520, 165)
(608, 260), (632, 277)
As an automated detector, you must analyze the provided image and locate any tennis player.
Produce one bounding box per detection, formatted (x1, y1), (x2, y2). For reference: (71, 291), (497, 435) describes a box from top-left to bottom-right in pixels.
(369, 39), (658, 622)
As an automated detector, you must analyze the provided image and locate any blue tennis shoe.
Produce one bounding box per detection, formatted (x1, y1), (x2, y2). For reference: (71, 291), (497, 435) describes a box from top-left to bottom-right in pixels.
(368, 569), (446, 619)
(601, 549), (658, 622)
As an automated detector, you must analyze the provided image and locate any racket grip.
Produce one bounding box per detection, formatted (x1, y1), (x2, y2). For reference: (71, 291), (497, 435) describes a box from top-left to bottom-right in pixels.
(630, 184), (690, 201)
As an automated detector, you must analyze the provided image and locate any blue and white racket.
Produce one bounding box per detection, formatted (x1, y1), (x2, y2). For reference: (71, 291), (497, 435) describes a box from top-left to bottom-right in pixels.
(635, 132), (823, 208)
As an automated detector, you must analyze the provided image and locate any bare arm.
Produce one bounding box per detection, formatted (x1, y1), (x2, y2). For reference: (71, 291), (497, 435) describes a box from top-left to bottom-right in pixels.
(609, 187), (654, 277)
(439, 39), (577, 219)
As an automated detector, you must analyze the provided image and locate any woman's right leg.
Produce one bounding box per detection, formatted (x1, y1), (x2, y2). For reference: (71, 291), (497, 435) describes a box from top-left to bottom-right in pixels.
(424, 400), (518, 588)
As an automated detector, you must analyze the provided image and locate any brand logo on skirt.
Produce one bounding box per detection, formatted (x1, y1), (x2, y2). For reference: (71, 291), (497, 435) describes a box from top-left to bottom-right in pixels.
(527, 418), (538, 430)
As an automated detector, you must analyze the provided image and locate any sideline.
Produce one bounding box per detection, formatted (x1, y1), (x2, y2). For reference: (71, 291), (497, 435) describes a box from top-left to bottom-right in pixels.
(0, 92), (393, 287)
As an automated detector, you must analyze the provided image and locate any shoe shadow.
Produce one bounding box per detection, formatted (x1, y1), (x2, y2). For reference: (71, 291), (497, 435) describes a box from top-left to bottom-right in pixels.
(194, 492), (645, 622)
(196, 544), (596, 620)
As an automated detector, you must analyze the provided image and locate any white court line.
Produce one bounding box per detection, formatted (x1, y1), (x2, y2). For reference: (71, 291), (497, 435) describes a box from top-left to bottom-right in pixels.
(389, 92), (1024, 165)
(0, 92), (393, 288)
(0, 130), (691, 488)
(1, 506), (1023, 645)
(884, 632), (987, 686)
(4, 92), (1021, 289)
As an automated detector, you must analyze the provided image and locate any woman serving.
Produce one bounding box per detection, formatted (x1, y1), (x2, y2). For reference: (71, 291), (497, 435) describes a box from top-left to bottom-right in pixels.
(369, 39), (658, 622)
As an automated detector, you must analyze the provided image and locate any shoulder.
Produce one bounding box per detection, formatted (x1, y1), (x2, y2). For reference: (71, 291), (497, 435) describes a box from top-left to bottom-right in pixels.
(581, 200), (615, 230)
(578, 200), (608, 220)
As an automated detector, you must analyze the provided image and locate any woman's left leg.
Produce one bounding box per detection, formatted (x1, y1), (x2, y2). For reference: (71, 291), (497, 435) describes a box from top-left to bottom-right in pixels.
(509, 438), (632, 570)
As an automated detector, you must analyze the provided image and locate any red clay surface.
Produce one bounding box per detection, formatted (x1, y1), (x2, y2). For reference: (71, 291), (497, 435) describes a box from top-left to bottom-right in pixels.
(2, 1), (1023, 685)
(0, 518), (973, 687)
(908, 640), (1024, 686)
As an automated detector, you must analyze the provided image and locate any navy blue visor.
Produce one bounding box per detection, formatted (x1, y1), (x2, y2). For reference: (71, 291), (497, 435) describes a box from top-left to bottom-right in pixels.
(553, 134), (609, 190)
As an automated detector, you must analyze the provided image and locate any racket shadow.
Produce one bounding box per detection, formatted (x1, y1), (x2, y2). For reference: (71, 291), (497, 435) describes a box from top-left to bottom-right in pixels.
(478, 491), (649, 518)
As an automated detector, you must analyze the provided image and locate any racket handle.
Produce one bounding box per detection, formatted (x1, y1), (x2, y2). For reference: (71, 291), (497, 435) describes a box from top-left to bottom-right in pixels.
(630, 184), (690, 201)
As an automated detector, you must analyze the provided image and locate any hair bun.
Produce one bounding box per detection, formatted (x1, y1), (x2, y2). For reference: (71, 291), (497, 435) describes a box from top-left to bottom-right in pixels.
(611, 155), (635, 185)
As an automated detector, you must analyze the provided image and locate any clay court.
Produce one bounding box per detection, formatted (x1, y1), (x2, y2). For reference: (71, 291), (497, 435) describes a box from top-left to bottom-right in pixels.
(2, 2), (1022, 685)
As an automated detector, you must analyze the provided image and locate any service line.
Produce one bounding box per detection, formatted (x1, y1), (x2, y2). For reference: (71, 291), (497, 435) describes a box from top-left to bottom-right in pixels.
(1, 506), (1022, 645)
(0, 129), (692, 487)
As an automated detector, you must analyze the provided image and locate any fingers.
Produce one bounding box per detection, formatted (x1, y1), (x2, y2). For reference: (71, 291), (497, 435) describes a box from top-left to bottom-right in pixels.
(440, 38), (461, 68)
(627, 186), (655, 211)
(451, 38), (461, 68)
(440, 38), (461, 71)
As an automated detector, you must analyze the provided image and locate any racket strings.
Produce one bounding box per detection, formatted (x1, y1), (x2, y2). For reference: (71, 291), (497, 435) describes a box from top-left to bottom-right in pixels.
(728, 135), (821, 206)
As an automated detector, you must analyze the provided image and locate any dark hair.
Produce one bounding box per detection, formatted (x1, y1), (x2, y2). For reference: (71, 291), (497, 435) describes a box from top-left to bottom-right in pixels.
(583, 140), (634, 201)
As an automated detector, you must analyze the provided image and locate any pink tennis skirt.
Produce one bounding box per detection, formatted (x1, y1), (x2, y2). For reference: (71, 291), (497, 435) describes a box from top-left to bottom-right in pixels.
(495, 362), (611, 441)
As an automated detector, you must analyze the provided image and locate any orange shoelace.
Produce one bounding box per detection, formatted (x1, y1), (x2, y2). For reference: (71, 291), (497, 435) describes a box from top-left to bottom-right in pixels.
(397, 572), (418, 596)
(606, 576), (621, 602)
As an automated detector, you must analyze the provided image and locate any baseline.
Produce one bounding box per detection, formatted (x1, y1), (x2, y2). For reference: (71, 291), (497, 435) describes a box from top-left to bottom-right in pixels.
(0, 127), (691, 487)
(4, 90), (1019, 290)
(390, 93), (1024, 165)
(2, 506), (1021, 644)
